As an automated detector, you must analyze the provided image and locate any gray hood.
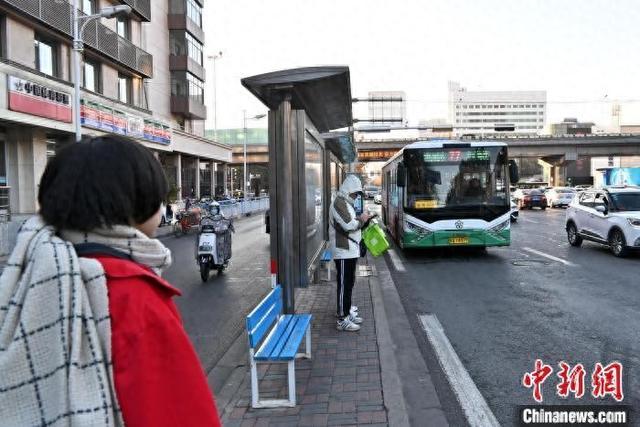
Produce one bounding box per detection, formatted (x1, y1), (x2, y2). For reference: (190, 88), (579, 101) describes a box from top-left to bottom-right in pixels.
(338, 174), (363, 204)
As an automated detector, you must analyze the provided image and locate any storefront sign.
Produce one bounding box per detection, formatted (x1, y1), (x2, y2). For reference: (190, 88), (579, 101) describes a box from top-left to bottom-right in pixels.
(127, 115), (144, 138)
(7, 76), (72, 123)
(358, 149), (399, 161)
(80, 99), (171, 145)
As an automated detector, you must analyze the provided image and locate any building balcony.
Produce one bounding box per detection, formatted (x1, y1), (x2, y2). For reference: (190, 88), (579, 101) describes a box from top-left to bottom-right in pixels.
(169, 55), (205, 81)
(171, 95), (206, 119)
(167, 10), (204, 43)
(118, 0), (151, 21)
(0, 0), (153, 78)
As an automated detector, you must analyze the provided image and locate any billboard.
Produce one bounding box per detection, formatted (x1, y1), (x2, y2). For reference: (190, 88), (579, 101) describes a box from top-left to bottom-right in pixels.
(603, 168), (640, 186)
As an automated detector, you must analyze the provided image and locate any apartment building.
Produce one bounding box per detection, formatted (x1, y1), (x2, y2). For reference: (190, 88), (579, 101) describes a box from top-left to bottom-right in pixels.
(0, 0), (231, 225)
(449, 81), (546, 137)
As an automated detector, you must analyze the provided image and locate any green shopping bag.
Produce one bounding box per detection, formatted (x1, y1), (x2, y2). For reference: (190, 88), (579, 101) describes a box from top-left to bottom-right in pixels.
(362, 222), (390, 257)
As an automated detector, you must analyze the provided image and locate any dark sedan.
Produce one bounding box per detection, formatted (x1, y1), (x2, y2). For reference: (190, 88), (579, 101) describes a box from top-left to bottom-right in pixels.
(519, 189), (547, 210)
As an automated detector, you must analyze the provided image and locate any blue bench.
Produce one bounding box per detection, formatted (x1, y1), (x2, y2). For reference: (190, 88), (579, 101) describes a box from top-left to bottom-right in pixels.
(246, 285), (312, 408)
(320, 249), (332, 281)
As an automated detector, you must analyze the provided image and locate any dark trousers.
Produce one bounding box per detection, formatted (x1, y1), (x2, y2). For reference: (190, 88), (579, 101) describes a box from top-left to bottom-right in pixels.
(335, 257), (358, 318)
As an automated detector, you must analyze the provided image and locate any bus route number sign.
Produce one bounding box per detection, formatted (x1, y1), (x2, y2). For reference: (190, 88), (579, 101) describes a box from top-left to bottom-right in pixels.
(424, 149), (490, 163)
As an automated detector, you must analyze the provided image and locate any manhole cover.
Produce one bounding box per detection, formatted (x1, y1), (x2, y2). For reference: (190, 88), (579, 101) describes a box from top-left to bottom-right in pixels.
(511, 259), (551, 267)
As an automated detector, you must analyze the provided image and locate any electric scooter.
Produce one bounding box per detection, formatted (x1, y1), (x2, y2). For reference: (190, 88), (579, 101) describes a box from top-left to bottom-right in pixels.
(196, 213), (234, 282)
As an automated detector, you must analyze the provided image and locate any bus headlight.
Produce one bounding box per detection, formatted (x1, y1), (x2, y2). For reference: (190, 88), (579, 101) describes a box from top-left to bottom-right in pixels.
(404, 220), (433, 239)
(489, 219), (510, 234)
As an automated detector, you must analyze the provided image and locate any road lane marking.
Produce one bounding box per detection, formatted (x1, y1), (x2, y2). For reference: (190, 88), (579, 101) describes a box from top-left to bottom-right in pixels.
(419, 314), (500, 427)
(522, 247), (577, 267)
(387, 249), (406, 272)
(518, 217), (540, 224)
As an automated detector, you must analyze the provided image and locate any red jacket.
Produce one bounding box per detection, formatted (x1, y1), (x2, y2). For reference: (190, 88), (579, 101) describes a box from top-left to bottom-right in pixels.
(93, 255), (221, 427)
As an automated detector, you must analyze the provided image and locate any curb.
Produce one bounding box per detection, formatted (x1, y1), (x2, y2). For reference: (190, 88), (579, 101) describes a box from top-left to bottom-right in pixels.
(368, 256), (411, 427)
(368, 253), (450, 426)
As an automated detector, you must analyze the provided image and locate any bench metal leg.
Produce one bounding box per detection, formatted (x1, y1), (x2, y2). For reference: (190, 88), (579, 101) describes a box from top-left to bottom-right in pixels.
(287, 360), (296, 406)
(250, 358), (297, 408)
(250, 352), (260, 408)
(295, 326), (312, 360)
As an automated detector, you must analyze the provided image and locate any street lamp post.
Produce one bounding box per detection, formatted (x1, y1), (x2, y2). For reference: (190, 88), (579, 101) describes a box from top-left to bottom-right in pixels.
(207, 52), (222, 140)
(72, 1), (131, 142)
(243, 111), (266, 199)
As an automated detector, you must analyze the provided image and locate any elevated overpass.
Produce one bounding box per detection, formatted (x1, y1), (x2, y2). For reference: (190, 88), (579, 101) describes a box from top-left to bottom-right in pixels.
(356, 134), (640, 161)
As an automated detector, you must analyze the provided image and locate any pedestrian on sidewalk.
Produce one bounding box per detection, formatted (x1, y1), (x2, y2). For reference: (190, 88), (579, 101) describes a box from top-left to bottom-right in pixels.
(330, 174), (370, 332)
(0, 136), (221, 427)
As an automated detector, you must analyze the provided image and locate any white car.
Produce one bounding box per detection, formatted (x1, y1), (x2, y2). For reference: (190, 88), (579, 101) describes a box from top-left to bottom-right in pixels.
(545, 187), (576, 208)
(373, 193), (382, 204)
(565, 186), (640, 257)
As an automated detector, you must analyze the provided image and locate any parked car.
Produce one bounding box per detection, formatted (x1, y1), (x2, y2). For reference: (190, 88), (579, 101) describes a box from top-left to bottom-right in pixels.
(515, 189), (547, 210)
(545, 187), (576, 208)
(566, 186), (640, 257)
(364, 185), (380, 199)
(373, 193), (382, 204)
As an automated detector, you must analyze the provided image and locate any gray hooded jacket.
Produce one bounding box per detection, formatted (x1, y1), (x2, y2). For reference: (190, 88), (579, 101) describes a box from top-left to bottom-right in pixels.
(329, 174), (364, 259)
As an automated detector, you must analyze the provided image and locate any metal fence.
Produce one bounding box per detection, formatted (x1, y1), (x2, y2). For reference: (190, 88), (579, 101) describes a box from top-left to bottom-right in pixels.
(219, 197), (270, 218)
(1, 0), (153, 77)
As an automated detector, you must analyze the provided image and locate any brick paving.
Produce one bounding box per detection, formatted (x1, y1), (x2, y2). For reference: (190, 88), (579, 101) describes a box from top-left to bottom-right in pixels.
(222, 265), (389, 427)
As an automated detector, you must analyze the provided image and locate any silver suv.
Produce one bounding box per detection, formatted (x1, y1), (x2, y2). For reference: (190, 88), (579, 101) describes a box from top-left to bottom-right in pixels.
(565, 186), (640, 257)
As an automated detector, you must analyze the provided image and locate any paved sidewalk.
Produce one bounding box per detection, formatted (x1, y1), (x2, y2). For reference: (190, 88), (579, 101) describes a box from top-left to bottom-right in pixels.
(220, 261), (389, 427)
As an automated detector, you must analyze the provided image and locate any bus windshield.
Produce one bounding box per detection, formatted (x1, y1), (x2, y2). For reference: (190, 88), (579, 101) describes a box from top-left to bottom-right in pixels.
(403, 146), (509, 221)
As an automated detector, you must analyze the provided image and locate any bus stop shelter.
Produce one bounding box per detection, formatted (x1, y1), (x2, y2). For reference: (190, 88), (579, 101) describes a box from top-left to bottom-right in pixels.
(242, 66), (356, 313)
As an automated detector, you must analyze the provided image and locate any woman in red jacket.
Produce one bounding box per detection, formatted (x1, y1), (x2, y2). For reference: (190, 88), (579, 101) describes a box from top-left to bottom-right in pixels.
(36, 136), (221, 427)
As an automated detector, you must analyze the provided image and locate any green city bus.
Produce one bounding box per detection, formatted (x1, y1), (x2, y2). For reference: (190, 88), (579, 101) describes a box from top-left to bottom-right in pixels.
(381, 140), (519, 248)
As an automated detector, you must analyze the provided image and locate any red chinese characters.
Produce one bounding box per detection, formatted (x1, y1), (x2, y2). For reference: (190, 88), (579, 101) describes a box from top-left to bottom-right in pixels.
(523, 359), (554, 403)
(591, 362), (624, 402)
(556, 362), (586, 399)
(523, 360), (624, 403)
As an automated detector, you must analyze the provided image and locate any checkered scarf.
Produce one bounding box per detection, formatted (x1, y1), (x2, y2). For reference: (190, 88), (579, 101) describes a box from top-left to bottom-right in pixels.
(0, 216), (171, 426)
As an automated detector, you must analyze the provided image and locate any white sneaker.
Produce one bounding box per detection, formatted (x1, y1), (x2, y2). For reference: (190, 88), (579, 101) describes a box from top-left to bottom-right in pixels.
(336, 318), (360, 331)
(349, 313), (363, 324)
(335, 306), (359, 319)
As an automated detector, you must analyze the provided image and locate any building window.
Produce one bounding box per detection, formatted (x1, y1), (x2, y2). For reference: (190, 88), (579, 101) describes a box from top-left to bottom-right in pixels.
(46, 137), (57, 161)
(83, 59), (101, 93)
(0, 14), (5, 59)
(34, 35), (58, 77)
(186, 0), (203, 28)
(118, 73), (132, 104)
(116, 16), (130, 40)
(187, 72), (204, 103)
(186, 32), (203, 65)
(81, 0), (96, 14)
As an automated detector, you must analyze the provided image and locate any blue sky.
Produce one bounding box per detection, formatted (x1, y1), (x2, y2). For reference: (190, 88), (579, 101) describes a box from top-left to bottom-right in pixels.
(204, 0), (640, 131)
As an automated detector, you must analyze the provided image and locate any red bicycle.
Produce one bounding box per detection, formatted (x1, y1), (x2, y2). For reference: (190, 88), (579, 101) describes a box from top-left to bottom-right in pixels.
(173, 207), (202, 237)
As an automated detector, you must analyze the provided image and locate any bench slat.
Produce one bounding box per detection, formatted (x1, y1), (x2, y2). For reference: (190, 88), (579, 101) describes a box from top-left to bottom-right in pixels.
(248, 302), (280, 348)
(246, 286), (282, 331)
(254, 314), (312, 361)
(254, 315), (295, 359)
(279, 314), (312, 360)
(261, 315), (299, 359)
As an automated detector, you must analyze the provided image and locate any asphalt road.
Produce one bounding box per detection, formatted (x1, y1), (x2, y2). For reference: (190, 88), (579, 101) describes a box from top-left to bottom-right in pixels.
(161, 213), (272, 375)
(375, 204), (640, 425)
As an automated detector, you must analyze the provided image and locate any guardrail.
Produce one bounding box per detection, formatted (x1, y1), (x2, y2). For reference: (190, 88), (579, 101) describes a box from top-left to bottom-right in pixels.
(218, 197), (270, 218)
(0, 186), (10, 224)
